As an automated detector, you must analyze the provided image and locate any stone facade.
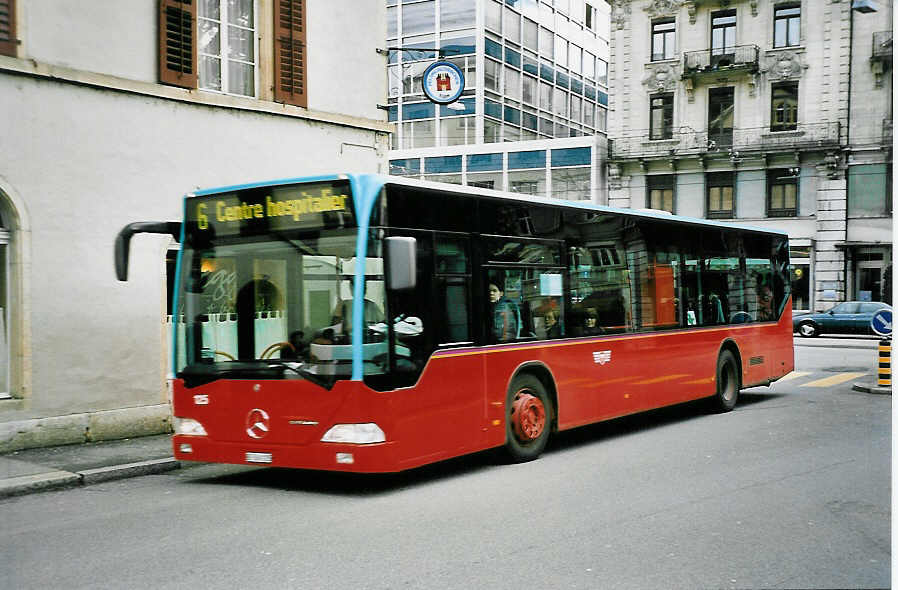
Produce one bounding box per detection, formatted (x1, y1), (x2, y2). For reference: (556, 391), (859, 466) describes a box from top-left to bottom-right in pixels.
(608, 0), (892, 312)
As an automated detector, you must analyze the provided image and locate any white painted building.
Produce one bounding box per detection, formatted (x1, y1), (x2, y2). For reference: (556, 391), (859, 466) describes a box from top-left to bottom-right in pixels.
(0, 0), (391, 450)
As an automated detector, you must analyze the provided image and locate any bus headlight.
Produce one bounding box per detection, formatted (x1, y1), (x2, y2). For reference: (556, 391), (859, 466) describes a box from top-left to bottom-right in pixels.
(320, 423), (385, 444)
(174, 417), (208, 436)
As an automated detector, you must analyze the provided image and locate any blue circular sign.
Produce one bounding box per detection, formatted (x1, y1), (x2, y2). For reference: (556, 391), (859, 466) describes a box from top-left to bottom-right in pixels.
(871, 309), (892, 337)
(421, 61), (465, 105)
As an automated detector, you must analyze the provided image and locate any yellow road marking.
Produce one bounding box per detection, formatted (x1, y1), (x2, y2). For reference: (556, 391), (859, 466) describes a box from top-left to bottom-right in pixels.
(777, 371), (811, 382)
(801, 372), (867, 388)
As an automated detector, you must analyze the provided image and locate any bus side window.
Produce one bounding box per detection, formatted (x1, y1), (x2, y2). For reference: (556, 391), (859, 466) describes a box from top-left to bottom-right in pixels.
(435, 236), (472, 345)
(488, 269), (525, 342)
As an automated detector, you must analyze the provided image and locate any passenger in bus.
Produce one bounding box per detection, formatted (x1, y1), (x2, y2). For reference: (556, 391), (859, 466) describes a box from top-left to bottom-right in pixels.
(489, 282), (520, 342)
(758, 285), (775, 321)
(279, 330), (308, 360)
(582, 308), (602, 336)
(312, 328), (335, 345)
(702, 293), (725, 325)
(543, 308), (562, 339)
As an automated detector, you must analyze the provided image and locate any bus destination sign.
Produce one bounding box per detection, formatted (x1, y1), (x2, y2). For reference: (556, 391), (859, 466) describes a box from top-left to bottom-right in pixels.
(187, 181), (355, 237)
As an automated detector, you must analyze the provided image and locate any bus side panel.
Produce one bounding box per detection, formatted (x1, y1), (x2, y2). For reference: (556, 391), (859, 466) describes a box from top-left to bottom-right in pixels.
(553, 337), (649, 428)
(627, 332), (713, 412)
(391, 352), (490, 470)
(741, 298), (795, 387)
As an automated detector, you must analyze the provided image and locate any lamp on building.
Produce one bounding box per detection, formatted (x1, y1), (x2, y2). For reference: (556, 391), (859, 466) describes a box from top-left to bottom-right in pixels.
(778, 167), (801, 179)
(445, 101), (466, 111)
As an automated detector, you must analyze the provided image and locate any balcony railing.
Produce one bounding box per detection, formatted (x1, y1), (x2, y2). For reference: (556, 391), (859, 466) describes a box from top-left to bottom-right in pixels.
(872, 31), (892, 60)
(682, 45), (760, 76)
(609, 122), (841, 160)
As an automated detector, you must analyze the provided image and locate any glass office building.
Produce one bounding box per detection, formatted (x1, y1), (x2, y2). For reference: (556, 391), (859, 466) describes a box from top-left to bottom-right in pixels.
(387, 0), (611, 202)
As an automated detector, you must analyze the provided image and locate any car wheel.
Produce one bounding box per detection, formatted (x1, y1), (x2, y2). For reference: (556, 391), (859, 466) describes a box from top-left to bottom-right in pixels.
(798, 321), (819, 338)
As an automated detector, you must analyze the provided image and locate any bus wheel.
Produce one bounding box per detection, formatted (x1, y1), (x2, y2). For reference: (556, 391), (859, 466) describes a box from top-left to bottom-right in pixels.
(504, 374), (552, 462)
(712, 350), (740, 413)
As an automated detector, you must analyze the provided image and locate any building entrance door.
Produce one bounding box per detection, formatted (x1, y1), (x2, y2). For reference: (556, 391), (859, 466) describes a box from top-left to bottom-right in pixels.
(856, 262), (883, 303)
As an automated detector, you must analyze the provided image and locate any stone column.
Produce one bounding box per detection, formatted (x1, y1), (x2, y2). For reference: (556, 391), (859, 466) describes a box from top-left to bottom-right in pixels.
(812, 171), (847, 310)
(607, 163), (632, 209)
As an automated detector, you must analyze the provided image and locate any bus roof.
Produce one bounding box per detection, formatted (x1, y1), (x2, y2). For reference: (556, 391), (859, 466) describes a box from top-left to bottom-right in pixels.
(187, 173), (789, 238)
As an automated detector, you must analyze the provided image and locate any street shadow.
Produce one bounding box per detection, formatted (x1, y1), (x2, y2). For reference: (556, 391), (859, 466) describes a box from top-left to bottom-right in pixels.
(188, 391), (787, 496)
(188, 450), (497, 497)
(548, 390), (785, 452)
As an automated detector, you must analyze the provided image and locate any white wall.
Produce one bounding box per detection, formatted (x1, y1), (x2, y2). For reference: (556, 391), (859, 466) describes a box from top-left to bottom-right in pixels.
(24, 0), (158, 83)
(22, 0), (388, 122)
(307, 1), (386, 120)
(0, 74), (389, 419)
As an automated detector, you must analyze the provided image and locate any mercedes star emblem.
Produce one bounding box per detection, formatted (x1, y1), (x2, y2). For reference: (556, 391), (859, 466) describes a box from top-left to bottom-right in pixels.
(245, 408), (270, 439)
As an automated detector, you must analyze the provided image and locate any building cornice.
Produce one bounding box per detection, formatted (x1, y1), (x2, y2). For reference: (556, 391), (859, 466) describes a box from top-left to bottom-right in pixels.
(0, 56), (393, 135)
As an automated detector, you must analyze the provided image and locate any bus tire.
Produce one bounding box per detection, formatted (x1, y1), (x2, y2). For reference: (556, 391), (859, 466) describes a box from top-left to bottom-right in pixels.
(712, 350), (740, 413)
(504, 374), (553, 462)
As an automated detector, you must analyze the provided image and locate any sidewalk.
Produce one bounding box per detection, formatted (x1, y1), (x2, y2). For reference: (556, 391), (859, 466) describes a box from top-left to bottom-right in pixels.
(0, 434), (178, 498)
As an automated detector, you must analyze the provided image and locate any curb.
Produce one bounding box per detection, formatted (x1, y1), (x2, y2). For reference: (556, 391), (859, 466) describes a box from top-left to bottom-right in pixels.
(0, 458), (180, 498)
(79, 457), (181, 485)
(0, 470), (82, 498)
(852, 382), (892, 395)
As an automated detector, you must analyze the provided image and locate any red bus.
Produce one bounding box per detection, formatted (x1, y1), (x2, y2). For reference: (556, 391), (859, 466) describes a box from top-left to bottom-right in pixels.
(115, 174), (794, 472)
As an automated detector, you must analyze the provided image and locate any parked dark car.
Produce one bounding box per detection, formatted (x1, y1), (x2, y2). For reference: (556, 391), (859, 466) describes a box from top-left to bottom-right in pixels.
(793, 301), (892, 337)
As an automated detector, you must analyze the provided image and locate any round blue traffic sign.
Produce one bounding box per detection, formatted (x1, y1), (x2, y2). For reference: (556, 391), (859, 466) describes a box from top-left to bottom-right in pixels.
(871, 309), (892, 337)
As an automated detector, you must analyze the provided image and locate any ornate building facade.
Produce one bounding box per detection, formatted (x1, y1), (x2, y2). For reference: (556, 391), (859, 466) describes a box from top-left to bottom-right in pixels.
(607, 0), (892, 311)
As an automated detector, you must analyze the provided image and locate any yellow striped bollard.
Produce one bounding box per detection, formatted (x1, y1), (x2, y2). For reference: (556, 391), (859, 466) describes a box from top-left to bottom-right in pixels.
(878, 339), (891, 388)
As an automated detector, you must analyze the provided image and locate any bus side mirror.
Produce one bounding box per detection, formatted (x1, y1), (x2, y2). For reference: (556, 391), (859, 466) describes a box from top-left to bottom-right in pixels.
(385, 236), (416, 291)
(115, 221), (182, 281)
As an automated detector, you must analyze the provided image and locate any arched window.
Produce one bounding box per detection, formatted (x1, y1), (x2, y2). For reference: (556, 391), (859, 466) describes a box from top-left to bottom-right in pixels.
(0, 188), (25, 402)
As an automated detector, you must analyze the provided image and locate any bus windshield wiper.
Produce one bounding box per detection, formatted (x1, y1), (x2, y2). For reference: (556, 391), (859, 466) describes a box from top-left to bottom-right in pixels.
(263, 359), (333, 388)
(263, 359), (304, 376)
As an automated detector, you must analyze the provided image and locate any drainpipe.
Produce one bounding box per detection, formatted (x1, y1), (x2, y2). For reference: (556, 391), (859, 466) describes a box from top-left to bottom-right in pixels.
(845, 2), (855, 303)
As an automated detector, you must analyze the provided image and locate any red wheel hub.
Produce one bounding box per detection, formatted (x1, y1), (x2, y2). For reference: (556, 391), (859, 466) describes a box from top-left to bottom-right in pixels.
(511, 391), (546, 442)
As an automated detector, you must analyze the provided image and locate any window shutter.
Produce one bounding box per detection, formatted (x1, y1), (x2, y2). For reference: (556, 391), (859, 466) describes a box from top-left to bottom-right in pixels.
(275, 0), (308, 108)
(0, 0), (16, 57)
(158, 0), (197, 88)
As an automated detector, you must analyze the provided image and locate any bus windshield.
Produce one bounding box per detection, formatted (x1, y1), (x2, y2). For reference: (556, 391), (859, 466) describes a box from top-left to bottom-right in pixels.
(173, 180), (390, 386)
(176, 230), (389, 386)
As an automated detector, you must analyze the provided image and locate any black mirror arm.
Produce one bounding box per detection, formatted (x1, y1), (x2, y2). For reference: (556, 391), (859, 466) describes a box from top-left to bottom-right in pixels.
(115, 221), (182, 281)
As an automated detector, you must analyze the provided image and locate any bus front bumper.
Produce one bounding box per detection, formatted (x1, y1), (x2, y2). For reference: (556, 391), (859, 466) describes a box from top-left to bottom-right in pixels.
(172, 435), (402, 473)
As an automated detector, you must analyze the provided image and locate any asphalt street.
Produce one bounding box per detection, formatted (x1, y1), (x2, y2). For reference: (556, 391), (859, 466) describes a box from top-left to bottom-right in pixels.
(0, 337), (890, 590)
